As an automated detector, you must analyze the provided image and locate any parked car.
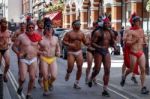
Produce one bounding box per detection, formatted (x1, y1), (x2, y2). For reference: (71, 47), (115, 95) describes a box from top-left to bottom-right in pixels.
(59, 30), (87, 60)
(54, 28), (67, 39)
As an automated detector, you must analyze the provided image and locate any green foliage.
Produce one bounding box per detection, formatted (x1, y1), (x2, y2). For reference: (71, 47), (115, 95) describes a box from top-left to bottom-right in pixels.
(146, 0), (150, 12)
(44, 3), (64, 13)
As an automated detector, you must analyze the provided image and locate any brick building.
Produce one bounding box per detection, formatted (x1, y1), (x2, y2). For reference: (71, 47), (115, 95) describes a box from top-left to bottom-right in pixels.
(63, 0), (149, 32)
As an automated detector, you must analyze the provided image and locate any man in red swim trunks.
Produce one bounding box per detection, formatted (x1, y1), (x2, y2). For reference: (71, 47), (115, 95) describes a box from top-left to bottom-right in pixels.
(120, 14), (149, 94)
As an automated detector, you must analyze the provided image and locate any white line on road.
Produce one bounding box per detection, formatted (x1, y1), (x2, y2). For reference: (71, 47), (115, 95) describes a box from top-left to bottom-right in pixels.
(2, 60), (25, 99)
(97, 82), (129, 99)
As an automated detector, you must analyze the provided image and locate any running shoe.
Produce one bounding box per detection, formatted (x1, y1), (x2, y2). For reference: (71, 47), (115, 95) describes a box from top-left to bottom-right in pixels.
(73, 83), (81, 89)
(88, 80), (93, 88)
(65, 73), (70, 81)
(17, 87), (23, 96)
(26, 95), (33, 99)
(131, 76), (138, 84)
(102, 90), (110, 97)
(141, 86), (149, 94)
(120, 76), (126, 87)
(43, 91), (50, 96)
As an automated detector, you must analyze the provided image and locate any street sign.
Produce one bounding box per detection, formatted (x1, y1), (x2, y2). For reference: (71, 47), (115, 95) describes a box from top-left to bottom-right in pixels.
(146, 0), (150, 12)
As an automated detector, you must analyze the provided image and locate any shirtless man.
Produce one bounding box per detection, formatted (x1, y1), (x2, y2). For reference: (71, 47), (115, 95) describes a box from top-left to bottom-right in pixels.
(0, 18), (11, 82)
(12, 22), (42, 99)
(39, 27), (60, 96)
(63, 20), (88, 89)
(121, 26), (138, 85)
(85, 21), (98, 84)
(120, 15), (149, 94)
(88, 17), (117, 97)
(35, 19), (44, 36)
(35, 19), (44, 87)
(12, 22), (26, 42)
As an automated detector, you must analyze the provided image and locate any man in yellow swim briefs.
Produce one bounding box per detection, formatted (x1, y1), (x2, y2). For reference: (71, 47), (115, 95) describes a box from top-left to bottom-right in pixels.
(39, 26), (60, 96)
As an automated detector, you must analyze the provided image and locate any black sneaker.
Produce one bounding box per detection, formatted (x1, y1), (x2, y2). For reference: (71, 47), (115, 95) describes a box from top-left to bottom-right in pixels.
(3, 75), (8, 83)
(102, 90), (110, 97)
(49, 84), (54, 91)
(120, 76), (125, 87)
(73, 83), (81, 89)
(131, 76), (138, 84)
(26, 95), (33, 99)
(88, 80), (93, 88)
(43, 91), (50, 96)
(141, 86), (149, 94)
(17, 87), (23, 96)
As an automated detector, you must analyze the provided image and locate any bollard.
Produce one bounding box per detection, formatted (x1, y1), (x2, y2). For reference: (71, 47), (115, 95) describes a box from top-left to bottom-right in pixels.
(0, 69), (3, 99)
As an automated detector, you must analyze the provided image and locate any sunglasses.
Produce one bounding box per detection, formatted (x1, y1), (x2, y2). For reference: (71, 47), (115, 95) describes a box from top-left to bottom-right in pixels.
(28, 26), (34, 29)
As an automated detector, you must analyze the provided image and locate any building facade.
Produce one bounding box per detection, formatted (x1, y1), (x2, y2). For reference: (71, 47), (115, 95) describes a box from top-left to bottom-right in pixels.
(8, 0), (22, 22)
(0, 0), (8, 20)
(63, 0), (149, 32)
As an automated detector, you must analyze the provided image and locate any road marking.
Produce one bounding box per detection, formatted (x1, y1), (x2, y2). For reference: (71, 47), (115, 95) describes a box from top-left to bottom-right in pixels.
(96, 81), (129, 99)
(2, 60), (25, 99)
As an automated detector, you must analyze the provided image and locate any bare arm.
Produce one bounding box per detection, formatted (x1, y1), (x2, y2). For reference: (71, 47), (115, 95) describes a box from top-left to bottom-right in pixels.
(55, 37), (61, 57)
(12, 37), (21, 56)
(91, 30), (102, 49)
(82, 33), (89, 46)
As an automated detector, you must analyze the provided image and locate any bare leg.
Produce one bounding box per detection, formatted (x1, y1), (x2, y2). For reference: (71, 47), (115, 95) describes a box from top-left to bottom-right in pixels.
(17, 62), (28, 95)
(27, 62), (37, 96)
(88, 53), (102, 88)
(86, 51), (93, 83)
(48, 61), (57, 90)
(138, 54), (149, 94)
(3, 50), (10, 82)
(100, 53), (111, 97)
(103, 53), (111, 91)
(65, 53), (75, 81)
(41, 60), (49, 93)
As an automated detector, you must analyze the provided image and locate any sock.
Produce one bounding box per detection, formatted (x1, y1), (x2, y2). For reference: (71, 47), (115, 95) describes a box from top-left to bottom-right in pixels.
(43, 80), (49, 92)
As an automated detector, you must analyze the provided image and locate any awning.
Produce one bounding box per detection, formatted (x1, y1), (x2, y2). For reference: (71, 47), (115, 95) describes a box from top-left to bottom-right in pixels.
(44, 11), (62, 20)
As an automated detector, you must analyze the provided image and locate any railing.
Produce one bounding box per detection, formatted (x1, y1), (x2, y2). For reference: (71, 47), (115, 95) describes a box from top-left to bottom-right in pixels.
(0, 69), (3, 99)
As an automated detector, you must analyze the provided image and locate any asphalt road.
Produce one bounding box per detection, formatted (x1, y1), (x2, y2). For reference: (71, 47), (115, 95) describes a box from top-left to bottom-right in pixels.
(4, 50), (150, 99)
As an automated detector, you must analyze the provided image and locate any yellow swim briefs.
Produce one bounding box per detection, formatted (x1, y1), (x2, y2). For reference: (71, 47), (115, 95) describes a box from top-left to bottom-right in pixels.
(41, 56), (56, 64)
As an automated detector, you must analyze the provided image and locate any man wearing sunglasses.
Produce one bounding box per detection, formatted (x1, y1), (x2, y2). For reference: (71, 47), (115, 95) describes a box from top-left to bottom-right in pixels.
(63, 20), (88, 89)
(12, 22), (42, 99)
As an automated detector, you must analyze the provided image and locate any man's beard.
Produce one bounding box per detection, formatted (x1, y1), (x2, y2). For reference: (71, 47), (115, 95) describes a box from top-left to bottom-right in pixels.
(73, 27), (80, 31)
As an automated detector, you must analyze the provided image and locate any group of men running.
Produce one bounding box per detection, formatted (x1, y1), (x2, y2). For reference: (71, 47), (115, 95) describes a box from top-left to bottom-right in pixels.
(0, 18), (60, 99)
(0, 12), (149, 99)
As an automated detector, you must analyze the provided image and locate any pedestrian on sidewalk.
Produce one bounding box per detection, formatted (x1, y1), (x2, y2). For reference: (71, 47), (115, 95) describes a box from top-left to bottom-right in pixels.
(120, 13), (149, 94)
(88, 17), (117, 97)
(63, 20), (89, 89)
(0, 18), (11, 83)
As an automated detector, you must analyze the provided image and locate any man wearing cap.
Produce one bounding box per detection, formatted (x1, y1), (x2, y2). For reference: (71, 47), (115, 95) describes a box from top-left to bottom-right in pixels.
(120, 13), (149, 94)
(0, 18), (11, 82)
(88, 17), (117, 97)
(63, 20), (88, 89)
